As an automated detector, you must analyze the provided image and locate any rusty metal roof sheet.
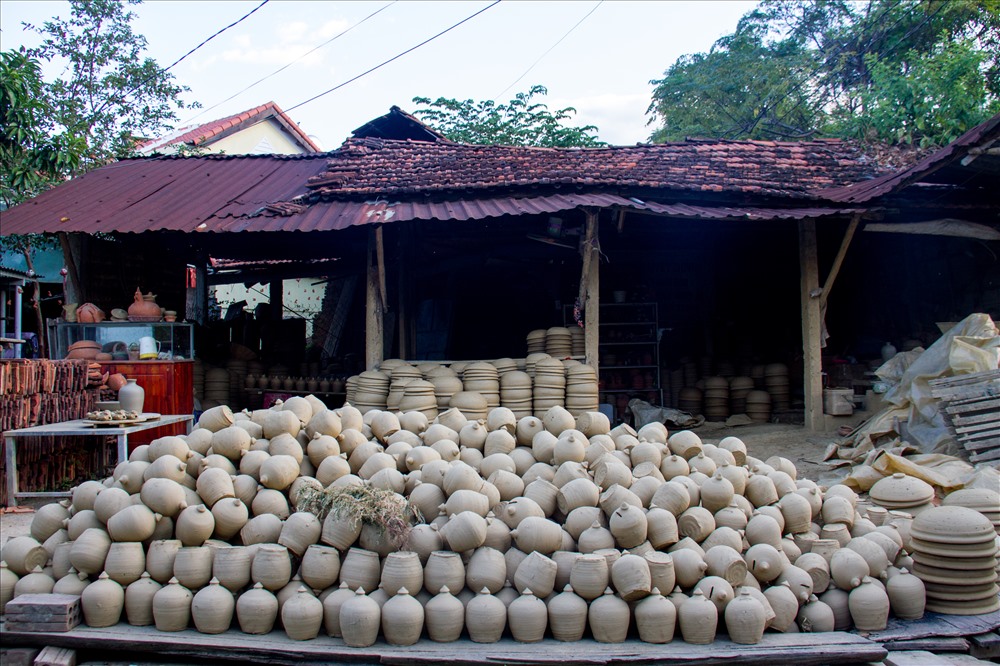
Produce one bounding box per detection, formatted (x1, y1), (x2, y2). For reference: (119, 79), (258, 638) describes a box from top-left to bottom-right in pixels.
(816, 113), (1000, 203)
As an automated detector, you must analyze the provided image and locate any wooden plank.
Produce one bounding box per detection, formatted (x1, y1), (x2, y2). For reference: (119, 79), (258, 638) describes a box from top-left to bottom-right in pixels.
(884, 652), (987, 666)
(969, 631), (1000, 659)
(956, 421), (1000, 435)
(365, 226), (384, 371)
(929, 369), (1000, 387)
(882, 637), (969, 653)
(819, 214), (861, 310)
(0, 624), (887, 666)
(0, 648), (40, 666)
(799, 219), (823, 432)
(864, 609), (1000, 643)
(937, 388), (1000, 404)
(583, 211), (600, 375)
(961, 437), (1000, 451)
(969, 447), (1000, 463)
(946, 398), (1000, 414)
(952, 410), (1000, 426)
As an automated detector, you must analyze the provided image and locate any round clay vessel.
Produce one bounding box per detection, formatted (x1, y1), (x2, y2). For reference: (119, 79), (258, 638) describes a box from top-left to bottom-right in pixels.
(192, 577), (234, 634)
(725, 588), (766, 644)
(339, 588), (381, 647)
(679, 589), (718, 644)
(886, 568), (925, 620)
(425, 585), (465, 642)
(237, 583), (279, 634)
(81, 572), (124, 627)
(282, 587), (324, 640)
(124, 573), (161, 626)
(152, 577), (193, 631)
(634, 589), (676, 644)
(466, 588), (507, 643)
(251, 544), (292, 592)
(173, 546), (213, 590)
(381, 587), (425, 645)
(104, 541), (146, 585)
(589, 587), (630, 643)
(507, 588), (547, 643)
(547, 585), (588, 642)
(848, 576), (890, 631)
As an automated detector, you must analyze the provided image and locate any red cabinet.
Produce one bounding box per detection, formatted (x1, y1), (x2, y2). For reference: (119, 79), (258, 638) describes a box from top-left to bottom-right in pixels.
(100, 360), (194, 445)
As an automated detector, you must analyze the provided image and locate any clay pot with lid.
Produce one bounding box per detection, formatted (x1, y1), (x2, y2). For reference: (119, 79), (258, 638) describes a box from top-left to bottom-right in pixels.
(848, 576), (890, 630)
(283, 587), (324, 640)
(425, 586), (465, 642)
(237, 583), (278, 634)
(191, 577), (234, 634)
(339, 588), (381, 647)
(679, 588), (717, 644)
(725, 588), (767, 644)
(547, 585), (588, 642)
(125, 573), (161, 626)
(589, 587), (630, 643)
(153, 577), (193, 631)
(81, 572), (124, 627)
(381, 587), (425, 645)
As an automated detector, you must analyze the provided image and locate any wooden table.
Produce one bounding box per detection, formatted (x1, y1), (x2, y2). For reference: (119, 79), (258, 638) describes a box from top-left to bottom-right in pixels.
(3, 414), (193, 506)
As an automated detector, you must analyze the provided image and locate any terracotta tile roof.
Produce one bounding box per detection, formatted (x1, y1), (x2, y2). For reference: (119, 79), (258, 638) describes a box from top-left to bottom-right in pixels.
(138, 102), (322, 153)
(305, 136), (883, 200)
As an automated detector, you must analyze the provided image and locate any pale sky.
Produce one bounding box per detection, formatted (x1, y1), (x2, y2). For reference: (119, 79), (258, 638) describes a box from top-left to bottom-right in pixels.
(0, 1), (758, 148)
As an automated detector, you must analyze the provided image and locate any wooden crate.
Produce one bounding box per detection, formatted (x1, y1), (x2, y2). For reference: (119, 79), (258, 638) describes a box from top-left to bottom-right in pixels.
(929, 370), (1000, 463)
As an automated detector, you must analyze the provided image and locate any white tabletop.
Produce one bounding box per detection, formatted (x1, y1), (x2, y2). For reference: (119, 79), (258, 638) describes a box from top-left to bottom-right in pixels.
(3, 413), (193, 437)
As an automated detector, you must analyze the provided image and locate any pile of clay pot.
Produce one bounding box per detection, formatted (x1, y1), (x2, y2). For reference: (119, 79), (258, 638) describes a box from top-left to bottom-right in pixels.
(1, 398), (942, 647)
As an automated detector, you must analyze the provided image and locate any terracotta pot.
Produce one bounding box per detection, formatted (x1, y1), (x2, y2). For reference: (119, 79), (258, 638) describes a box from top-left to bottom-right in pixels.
(211, 498), (249, 540)
(763, 582), (799, 632)
(381, 587), (425, 645)
(610, 553), (651, 602)
(250, 544), (291, 592)
(546, 585), (588, 641)
(128, 288), (161, 319)
(321, 582), (355, 638)
(14, 566), (54, 596)
(234, 582), (278, 634)
(886, 568), (925, 620)
(123, 573), (161, 626)
(848, 576), (889, 631)
(278, 512), (321, 557)
(513, 551), (557, 598)
(338, 547), (381, 592)
(424, 550), (465, 596)
(465, 546), (507, 595)
(820, 585), (853, 631)
(797, 595), (835, 632)
(53, 569), (90, 596)
(175, 505), (215, 546)
(76, 302), (105, 323)
(153, 577), (193, 631)
(70, 528), (112, 575)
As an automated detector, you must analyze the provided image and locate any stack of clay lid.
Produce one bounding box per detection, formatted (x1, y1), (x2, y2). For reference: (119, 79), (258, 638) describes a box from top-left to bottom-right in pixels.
(448, 390), (488, 421)
(729, 376), (755, 414)
(565, 364), (599, 416)
(703, 376), (730, 421)
(525, 353), (551, 378)
(869, 473), (936, 516)
(492, 358), (518, 377)
(379, 359), (407, 376)
(500, 370), (533, 419)
(386, 377), (414, 411)
(353, 370), (390, 413)
(203, 367), (231, 409)
(764, 363), (790, 411)
(416, 362), (442, 375)
(428, 371), (463, 410)
(910, 505), (999, 615)
(545, 327), (574, 358)
(745, 390), (772, 422)
(678, 387), (703, 415)
(389, 363), (421, 383)
(345, 375), (358, 403)
(526, 329), (547, 354)
(943, 488), (1000, 535)
(462, 362), (500, 409)
(398, 379), (438, 419)
(533, 356), (566, 417)
(570, 326), (585, 357)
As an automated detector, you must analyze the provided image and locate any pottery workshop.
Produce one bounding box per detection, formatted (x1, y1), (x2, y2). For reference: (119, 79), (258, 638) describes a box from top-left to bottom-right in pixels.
(0, 109), (998, 664)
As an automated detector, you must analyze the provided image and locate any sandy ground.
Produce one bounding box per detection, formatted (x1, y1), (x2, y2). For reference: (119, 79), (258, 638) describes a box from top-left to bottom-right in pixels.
(0, 422), (841, 542)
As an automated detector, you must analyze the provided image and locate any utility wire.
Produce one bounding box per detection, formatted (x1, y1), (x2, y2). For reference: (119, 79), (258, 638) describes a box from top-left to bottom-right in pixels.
(494, 0), (603, 100)
(286, 0), (501, 113)
(164, 0), (270, 72)
(185, 1), (397, 124)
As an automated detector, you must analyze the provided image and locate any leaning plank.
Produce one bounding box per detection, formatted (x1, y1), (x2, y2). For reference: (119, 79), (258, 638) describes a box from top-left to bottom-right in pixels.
(969, 447), (1000, 463)
(881, 636), (969, 653)
(865, 609), (1000, 643)
(951, 409), (1000, 426)
(33, 646), (77, 666)
(0, 624), (887, 666)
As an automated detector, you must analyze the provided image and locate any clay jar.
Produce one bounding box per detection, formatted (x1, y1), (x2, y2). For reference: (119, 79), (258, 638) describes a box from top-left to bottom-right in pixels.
(886, 568), (925, 620)
(192, 577), (234, 634)
(466, 588), (507, 643)
(424, 586), (465, 642)
(81, 572), (125, 628)
(634, 589), (676, 644)
(588, 588), (630, 643)
(547, 585), (588, 642)
(679, 589), (718, 644)
(153, 577), (193, 632)
(146, 539), (182, 584)
(848, 576), (890, 631)
(104, 541), (146, 585)
(507, 589), (547, 643)
(125, 573), (162, 626)
(237, 583), (279, 634)
(339, 588), (381, 647)
(725, 588), (767, 644)
(381, 587), (425, 645)
(282, 587), (324, 640)
(128, 288), (161, 319)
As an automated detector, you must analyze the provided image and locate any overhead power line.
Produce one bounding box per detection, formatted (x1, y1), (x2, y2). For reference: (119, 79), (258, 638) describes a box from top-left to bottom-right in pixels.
(286, 0), (501, 113)
(186, 1), (397, 123)
(164, 0), (271, 72)
(494, 0), (603, 100)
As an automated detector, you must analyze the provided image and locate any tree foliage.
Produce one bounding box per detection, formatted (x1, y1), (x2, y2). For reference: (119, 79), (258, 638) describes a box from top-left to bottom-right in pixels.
(647, 0), (1000, 147)
(412, 85), (606, 147)
(22, 0), (194, 174)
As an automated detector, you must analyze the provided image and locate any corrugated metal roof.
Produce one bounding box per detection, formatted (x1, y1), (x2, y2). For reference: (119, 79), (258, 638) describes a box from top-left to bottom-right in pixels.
(0, 154), (328, 235)
(817, 113), (1000, 203)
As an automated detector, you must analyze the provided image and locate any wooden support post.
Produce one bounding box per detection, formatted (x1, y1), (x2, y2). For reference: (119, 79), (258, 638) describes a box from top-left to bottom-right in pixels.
(366, 226), (385, 370)
(799, 219), (824, 431)
(57, 232), (83, 305)
(819, 214), (862, 309)
(582, 211), (600, 373)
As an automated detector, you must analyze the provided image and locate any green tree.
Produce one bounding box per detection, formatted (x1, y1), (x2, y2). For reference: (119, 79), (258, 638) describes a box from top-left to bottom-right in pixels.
(412, 85), (606, 147)
(23, 0), (194, 174)
(0, 50), (82, 208)
(647, 0), (1000, 147)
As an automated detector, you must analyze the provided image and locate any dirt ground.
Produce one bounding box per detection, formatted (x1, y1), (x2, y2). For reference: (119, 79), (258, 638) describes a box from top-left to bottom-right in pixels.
(0, 422), (842, 542)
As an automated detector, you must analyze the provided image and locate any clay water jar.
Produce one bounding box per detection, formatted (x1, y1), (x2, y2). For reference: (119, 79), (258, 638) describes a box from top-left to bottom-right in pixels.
(191, 577), (234, 634)
(336, 547), (379, 592)
(339, 588), (381, 647)
(175, 505), (215, 546)
(423, 550), (465, 596)
(830, 548), (869, 591)
(173, 546), (213, 590)
(381, 587), (425, 645)
(124, 573), (161, 626)
(321, 510), (362, 551)
(678, 588), (718, 644)
(797, 595), (835, 632)
(104, 541), (145, 586)
(153, 577), (193, 631)
(510, 515), (563, 555)
(848, 576), (890, 631)
(466, 588), (507, 643)
(725, 588), (767, 644)
(2, 536), (48, 575)
(634, 588), (676, 644)
(569, 553), (609, 600)
(507, 588), (547, 643)
(283, 587), (324, 640)
(513, 551), (557, 598)
(294, 544), (339, 591)
(589, 587), (630, 643)
(645, 507), (679, 549)
(466, 546), (507, 594)
(611, 553), (651, 601)
(30, 501), (71, 543)
(321, 582), (355, 638)
(763, 582), (800, 632)
(70, 528), (112, 576)
(211, 545), (252, 593)
(251, 544), (292, 592)
(425, 586), (465, 642)
(547, 585), (588, 642)
(81, 572), (125, 627)
(53, 569), (90, 596)
(14, 566), (54, 596)
(886, 568), (925, 620)
(819, 585), (852, 631)
(671, 547), (708, 588)
(278, 512), (321, 557)
(146, 539), (182, 583)
(236, 583), (279, 634)
(794, 552), (831, 594)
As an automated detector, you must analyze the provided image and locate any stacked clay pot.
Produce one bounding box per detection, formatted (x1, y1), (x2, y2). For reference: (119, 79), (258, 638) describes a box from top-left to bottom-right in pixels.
(6, 394), (975, 648)
(869, 473), (935, 516)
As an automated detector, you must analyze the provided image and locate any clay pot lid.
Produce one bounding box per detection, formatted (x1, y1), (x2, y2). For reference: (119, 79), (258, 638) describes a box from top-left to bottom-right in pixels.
(910, 536), (999, 558)
(942, 488), (1000, 511)
(912, 506), (995, 541)
(926, 596), (1000, 615)
(69, 340), (101, 349)
(908, 549), (997, 571)
(910, 563), (998, 586)
(869, 473), (934, 504)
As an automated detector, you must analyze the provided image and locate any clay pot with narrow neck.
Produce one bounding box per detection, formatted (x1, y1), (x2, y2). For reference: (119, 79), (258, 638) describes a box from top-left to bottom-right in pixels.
(237, 583), (279, 634)
(125, 573), (162, 626)
(425, 585), (465, 642)
(81, 572), (125, 628)
(192, 577), (234, 634)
